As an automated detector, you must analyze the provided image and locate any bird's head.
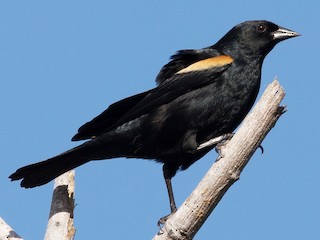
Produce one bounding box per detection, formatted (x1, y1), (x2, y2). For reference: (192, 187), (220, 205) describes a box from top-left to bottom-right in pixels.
(215, 20), (300, 60)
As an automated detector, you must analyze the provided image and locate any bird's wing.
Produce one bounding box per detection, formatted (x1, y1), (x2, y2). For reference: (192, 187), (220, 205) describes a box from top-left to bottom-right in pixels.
(111, 55), (234, 129)
(73, 54), (233, 141)
(155, 48), (221, 84)
(72, 89), (152, 141)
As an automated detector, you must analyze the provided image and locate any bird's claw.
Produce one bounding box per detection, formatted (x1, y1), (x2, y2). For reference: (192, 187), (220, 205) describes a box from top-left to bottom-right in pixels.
(258, 145), (264, 154)
(157, 211), (176, 229)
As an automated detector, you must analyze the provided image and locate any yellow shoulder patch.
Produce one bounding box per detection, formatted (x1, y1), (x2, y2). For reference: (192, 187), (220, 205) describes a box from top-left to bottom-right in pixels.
(176, 55), (233, 74)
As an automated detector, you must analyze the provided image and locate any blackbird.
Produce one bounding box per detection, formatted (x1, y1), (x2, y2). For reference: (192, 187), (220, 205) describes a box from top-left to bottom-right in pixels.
(10, 20), (299, 217)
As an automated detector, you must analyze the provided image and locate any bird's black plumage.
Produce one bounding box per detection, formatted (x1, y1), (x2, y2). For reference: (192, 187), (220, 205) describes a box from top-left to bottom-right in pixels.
(9, 20), (299, 214)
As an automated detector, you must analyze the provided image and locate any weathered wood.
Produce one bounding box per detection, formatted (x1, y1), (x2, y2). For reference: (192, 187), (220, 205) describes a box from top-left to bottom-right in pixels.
(44, 170), (76, 240)
(0, 217), (22, 240)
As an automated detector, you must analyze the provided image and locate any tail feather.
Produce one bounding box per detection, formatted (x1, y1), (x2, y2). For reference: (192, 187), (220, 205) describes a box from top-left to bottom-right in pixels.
(10, 129), (139, 188)
(9, 144), (91, 188)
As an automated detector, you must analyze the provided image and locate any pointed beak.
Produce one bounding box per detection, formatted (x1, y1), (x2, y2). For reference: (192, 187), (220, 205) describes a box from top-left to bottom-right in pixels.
(273, 26), (301, 41)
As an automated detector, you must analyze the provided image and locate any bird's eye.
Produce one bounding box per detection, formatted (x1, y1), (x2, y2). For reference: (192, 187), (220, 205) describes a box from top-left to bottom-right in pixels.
(257, 24), (267, 33)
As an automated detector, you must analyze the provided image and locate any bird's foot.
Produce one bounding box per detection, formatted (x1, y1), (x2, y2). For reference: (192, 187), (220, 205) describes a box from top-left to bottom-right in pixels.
(157, 210), (177, 229)
(214, 133), (234, 161)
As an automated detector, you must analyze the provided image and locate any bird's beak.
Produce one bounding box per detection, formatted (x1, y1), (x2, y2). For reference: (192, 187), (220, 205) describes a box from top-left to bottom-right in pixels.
(273, 26), (301, 41)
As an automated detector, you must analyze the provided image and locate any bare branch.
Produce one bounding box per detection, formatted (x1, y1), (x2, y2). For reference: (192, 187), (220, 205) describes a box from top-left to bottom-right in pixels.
(153, 79), (286, 240)
(0, 217), (22, 240)
(44, 170), (76, 240)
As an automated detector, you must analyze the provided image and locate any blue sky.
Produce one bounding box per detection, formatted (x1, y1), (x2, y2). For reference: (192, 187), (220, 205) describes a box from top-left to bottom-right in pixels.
(1, 1), (318, 239)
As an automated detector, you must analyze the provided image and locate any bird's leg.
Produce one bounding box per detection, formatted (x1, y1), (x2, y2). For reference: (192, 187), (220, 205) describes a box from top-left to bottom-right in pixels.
(158, 165), (178, 227)
(198, 133), (263, 160)
(197, 133), (234, 150)
(165, 177), (177, 214)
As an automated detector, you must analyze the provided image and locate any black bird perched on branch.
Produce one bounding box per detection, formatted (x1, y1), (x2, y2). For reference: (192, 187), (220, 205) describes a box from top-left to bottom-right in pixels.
(10, 20), (299, 219)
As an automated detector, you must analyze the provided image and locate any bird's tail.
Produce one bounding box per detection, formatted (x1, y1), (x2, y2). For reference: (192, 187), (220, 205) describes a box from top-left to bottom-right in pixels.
(9, 142), (97, 188)
(10, 127), (142, 188)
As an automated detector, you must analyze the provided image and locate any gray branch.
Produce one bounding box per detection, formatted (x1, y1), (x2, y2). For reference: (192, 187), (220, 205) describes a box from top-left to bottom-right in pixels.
(44, 170), (76, 240)
(0, 217), (23, 240)
(153, 79), (286, 240)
